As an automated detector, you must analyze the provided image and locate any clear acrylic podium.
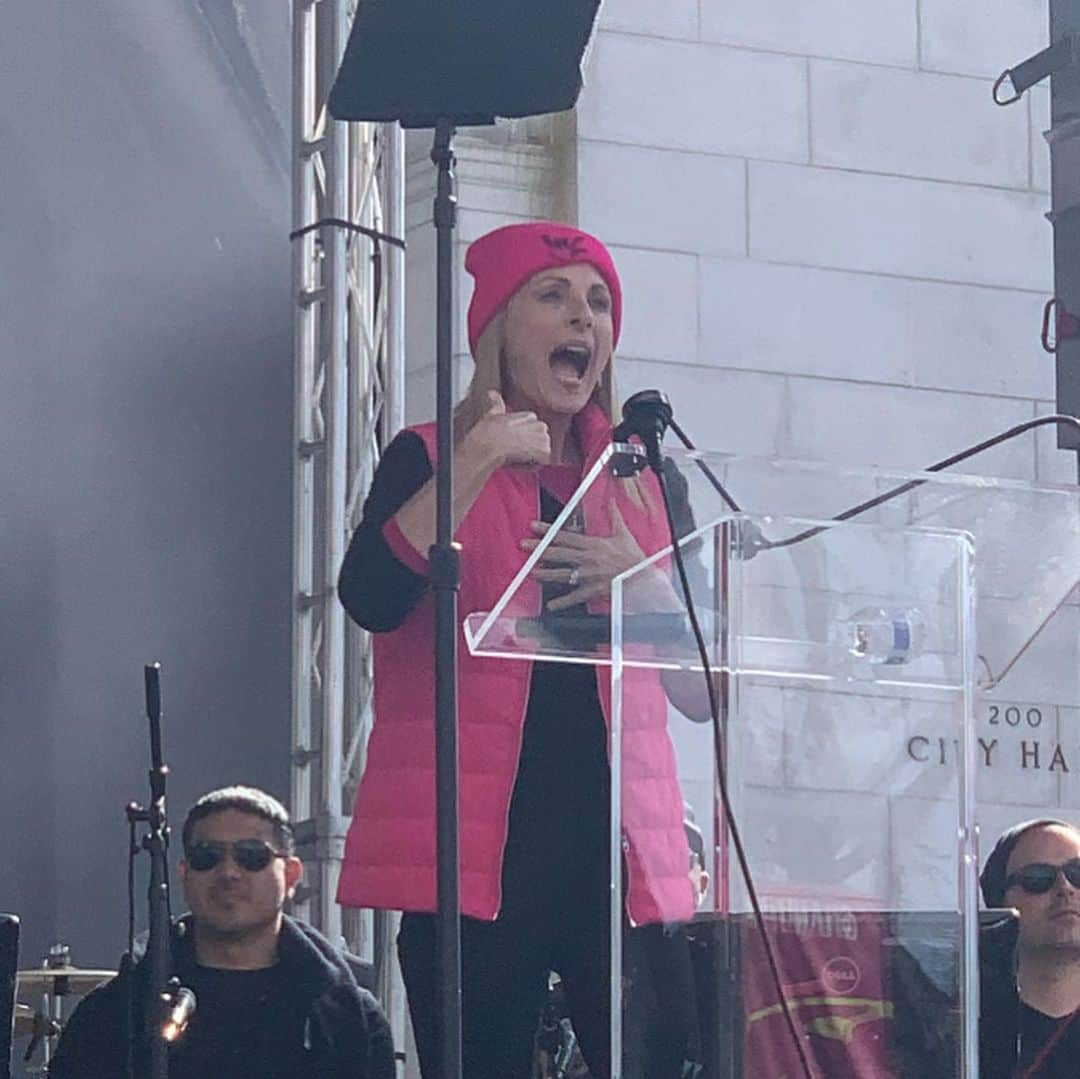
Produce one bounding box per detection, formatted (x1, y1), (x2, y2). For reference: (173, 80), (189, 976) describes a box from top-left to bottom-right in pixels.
(465, 445), (1080, 1079)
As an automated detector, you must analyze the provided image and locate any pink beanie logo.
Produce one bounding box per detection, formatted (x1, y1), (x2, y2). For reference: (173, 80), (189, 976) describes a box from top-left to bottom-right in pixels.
(540, 234), (589, 261)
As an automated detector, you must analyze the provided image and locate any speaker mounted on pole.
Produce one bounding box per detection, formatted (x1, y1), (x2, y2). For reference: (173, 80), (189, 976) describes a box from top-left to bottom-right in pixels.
(329, 0), (600, 127)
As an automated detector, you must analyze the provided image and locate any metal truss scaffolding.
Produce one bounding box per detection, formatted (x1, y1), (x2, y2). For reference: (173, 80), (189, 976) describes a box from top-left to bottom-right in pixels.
(290, 0), (405, 965)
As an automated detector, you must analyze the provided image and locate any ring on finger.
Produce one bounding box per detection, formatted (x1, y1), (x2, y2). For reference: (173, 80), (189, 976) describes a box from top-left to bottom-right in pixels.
(568, 566), (580, 587)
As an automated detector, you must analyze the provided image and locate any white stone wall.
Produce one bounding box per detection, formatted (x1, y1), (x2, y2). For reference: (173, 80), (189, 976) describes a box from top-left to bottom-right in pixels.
(571, 0), (1079, 909)
(398, 1), (1079, 915)
(577, 1), (1067, 483)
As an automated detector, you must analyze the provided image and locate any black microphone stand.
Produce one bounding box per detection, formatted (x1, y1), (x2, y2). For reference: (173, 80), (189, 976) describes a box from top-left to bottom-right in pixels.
(429, 116), (464, 1079)
(327, 7), (601, 1074)
(123, 663), (188, 1079)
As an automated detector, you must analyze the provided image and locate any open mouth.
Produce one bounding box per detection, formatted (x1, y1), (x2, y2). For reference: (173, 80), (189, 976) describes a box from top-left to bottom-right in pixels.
(549, 343), (591, 381)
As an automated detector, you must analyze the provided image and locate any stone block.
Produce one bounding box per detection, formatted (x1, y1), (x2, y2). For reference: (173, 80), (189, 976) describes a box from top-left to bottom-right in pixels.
(975, 698), (1070, 806)
(891, 797), (962, 908)
(738, 786), (892, 905)
(610, 245), (699, 364)
(402, 225), (472, 372)
(730, 683), (787, 787)
(919, 0), (1047, 79)
(597, 0), (698, 41)
(614, 357), (790, 458)
(699, 257), (1051, 398)
(402, 355), (472, 426)
(701, 0), (917, 67)
(579, 140), (746, 256)
(783, 688), (913, 795)
(785, 377), (1037, 477)
(980, 601), (1080, 709)
(810, 60), (1028, 189)
(669, 712), (719, 784)
(579, 32), (808, 162)
(749, 162), (1052, 292)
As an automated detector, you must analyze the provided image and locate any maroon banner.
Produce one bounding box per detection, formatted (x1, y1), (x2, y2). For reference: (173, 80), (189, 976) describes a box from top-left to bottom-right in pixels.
(742, 911), (899, 1078)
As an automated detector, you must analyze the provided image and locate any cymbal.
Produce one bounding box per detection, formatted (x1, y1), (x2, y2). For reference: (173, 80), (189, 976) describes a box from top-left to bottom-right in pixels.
(16, 966), (114, 995)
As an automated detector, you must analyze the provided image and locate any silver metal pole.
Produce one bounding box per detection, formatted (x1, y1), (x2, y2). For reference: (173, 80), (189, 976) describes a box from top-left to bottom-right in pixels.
(290, 0), (318, 924)
(290, 0), (406, 953)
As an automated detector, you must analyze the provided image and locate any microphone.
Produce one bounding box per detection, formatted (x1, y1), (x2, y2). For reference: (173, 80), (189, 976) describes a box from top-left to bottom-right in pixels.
(161, 985), (197, 1043)
(611, 389), (673, 474)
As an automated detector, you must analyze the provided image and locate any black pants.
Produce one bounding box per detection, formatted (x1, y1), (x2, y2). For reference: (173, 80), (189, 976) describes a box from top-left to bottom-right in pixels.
(398, 893), (610, 1079)
(399, 665), (698, 1078)
(398, 909), (698, 1079)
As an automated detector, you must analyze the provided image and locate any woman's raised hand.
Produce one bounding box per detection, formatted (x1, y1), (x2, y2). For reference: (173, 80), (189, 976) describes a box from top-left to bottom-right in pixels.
(464, 390), (551, 469)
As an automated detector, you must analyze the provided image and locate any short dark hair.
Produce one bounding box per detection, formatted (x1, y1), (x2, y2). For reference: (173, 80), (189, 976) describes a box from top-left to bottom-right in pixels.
(181, 786), (294, 855)
(980, 818), (1079, 907)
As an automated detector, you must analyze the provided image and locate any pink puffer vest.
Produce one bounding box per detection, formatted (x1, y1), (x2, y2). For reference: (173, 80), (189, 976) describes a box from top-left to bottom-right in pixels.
(336, 403), (694, 925)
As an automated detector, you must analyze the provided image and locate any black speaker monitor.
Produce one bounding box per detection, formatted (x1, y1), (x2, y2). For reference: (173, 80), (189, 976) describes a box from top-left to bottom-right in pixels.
(0, 915), (19, 1079)
(328, 0), (601, 127)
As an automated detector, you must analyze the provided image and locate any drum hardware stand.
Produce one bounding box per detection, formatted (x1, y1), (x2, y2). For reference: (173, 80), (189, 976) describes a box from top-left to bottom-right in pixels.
(21, 944), (69, 1073)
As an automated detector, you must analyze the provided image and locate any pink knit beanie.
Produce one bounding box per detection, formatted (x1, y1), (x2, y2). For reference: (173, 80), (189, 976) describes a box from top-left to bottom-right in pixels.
(464, 221), (622, 355)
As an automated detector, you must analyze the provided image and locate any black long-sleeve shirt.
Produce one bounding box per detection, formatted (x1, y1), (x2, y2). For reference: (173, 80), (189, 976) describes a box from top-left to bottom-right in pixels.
(337, 431), (432, 633)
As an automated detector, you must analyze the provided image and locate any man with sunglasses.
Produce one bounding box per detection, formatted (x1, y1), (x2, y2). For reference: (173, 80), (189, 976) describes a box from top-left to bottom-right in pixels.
(979, 818), (1080, 1078)
(48, 786), (395, 1079)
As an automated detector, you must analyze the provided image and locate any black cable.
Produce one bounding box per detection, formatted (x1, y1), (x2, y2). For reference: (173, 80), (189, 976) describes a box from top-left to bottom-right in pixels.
(654, 466), (816, 1079)
(763, 415), (1080, 552)
(288, 217), (406, 249)
(667, 416), (741, 513)
(666, 414), (1079, 553)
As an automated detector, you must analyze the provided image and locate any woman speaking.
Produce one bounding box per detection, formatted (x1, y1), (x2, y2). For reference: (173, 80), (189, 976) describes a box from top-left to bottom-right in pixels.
(337, 221), (696, 1078)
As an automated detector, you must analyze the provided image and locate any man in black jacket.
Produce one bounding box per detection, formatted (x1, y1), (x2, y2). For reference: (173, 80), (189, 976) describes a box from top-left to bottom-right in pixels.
(48, 786), (395, 1079)
(979, 818), (1080, 1079)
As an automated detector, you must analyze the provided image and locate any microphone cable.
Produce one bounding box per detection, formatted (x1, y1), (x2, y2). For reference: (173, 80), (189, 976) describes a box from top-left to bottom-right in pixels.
(758, 414), (1080, 553)
(616, 391), (817, 1079)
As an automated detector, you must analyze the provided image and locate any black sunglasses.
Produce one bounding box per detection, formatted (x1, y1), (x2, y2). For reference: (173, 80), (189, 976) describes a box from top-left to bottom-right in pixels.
(1005, 859), (1080, 895)
(184, 839), (287, 873)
